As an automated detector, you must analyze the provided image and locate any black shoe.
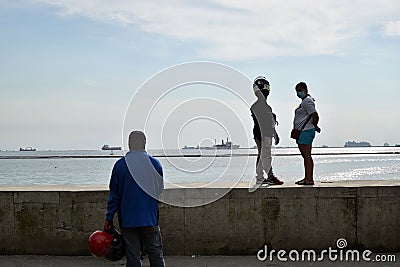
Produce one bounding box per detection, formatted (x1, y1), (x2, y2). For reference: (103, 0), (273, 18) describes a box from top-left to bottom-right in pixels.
(266, 176), (284, 185)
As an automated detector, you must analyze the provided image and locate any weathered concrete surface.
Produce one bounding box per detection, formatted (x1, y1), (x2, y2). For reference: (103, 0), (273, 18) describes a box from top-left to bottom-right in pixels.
(1, 181), (400, 255)
(1, 255), (399, 267)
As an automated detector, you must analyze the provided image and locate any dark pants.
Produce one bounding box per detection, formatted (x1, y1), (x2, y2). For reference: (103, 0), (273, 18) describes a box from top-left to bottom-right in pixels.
(121, 226), (165, 267)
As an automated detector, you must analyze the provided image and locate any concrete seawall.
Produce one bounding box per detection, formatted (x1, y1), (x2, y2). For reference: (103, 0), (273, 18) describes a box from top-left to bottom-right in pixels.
(1, 181), (400, 255)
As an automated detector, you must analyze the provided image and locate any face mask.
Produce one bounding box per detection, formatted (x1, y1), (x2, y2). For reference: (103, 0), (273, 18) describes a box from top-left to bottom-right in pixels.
(297, 91), (306, 99)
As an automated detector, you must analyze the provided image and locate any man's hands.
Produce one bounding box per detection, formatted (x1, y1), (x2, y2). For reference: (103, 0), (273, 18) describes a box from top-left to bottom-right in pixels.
(275, 135), (280, 145)
(315, 126), (321, 133)
(104, 220), (116, 234)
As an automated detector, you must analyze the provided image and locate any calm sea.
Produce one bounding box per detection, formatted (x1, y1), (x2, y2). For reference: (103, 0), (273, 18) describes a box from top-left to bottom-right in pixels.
(0, 147), (399, 186)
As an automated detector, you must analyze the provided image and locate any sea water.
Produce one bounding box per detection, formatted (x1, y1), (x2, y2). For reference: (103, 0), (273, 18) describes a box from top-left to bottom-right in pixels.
(0, 147), (399, 186)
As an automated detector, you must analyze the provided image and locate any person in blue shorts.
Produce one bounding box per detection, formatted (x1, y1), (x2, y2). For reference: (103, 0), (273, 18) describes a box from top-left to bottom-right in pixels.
(292, 82), (321, 185)
(105, 130), (165, 267)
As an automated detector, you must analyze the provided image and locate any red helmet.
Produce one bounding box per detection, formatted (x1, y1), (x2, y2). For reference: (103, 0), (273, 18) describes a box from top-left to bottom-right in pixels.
(88, 230), (125, 261)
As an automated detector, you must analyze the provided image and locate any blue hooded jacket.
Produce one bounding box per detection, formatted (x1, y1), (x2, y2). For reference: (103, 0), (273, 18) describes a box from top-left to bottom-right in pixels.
(106, 151), (163, 228)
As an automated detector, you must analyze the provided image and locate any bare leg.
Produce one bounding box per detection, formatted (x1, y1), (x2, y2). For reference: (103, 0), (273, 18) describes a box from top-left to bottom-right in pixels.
(298, 144), (314, 183)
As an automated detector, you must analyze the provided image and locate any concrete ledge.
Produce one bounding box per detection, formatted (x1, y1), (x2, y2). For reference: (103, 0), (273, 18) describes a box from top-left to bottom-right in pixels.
(1, 181), (400, 255)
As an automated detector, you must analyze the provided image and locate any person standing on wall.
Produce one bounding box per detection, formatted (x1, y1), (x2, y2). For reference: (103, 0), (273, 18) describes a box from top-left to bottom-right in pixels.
(251, 76), (284, 185)
(292, 82), (321, 185)
(104, 130), (166, 267)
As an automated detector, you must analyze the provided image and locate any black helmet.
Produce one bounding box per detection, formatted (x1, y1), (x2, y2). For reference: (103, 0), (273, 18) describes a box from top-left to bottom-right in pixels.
(253, 76), (270, 91)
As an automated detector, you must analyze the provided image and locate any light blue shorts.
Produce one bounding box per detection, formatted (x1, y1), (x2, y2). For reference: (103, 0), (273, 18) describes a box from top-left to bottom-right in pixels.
(297, 128), (316, 145)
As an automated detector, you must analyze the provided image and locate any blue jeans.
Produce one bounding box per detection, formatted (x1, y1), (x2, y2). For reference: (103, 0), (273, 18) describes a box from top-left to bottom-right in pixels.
(121, 226), (165, 267)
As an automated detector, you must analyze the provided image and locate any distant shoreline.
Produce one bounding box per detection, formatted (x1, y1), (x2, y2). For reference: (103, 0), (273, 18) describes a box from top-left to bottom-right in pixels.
(1, 146), (399, 152)
(1, 151), (399, 160)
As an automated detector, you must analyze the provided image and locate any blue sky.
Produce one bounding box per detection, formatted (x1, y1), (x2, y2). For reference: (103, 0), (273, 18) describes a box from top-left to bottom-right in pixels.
(1, 1), (400, 150)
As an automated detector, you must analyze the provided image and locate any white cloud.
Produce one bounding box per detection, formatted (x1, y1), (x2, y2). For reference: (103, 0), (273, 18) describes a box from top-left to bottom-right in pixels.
(384, 20), (400, 36)
(32, 0), (400, 60)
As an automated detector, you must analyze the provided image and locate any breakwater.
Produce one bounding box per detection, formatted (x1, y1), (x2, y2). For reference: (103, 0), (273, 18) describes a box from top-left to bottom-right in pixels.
(1, 181), (399, 255)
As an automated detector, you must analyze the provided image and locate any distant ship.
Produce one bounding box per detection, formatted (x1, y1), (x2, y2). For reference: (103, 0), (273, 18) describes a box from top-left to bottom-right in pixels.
(19, 147), (36, 151)
(181, 137), (240, 150)
(213, 138), (240, 149)
(101, 145), (122, 150)
(344, 141), (371, 147)
(182, 145), (198, 150)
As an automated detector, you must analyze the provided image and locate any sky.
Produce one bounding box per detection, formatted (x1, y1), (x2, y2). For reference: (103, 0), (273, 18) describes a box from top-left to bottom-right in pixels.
(1, 0), (400, 150)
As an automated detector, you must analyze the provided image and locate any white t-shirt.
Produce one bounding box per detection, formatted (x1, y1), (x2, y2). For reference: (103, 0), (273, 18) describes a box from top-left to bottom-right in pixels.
(293, 96), (316, 130)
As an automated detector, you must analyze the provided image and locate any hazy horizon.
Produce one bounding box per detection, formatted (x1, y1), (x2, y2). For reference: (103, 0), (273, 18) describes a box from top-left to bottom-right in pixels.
(1, 1), (399, 150)
(4, 143), (400, 152)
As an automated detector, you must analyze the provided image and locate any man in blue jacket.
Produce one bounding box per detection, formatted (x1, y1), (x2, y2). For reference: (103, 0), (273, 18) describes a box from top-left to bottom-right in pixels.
(105, 130), (165, 267)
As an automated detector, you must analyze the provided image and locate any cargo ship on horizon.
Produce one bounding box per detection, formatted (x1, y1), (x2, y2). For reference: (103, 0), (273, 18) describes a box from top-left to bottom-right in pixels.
(101, 145), (122, 151)
(344, 141), (371, 147)
(19, 147), (36, 151)
(182, 137), (240, 150)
